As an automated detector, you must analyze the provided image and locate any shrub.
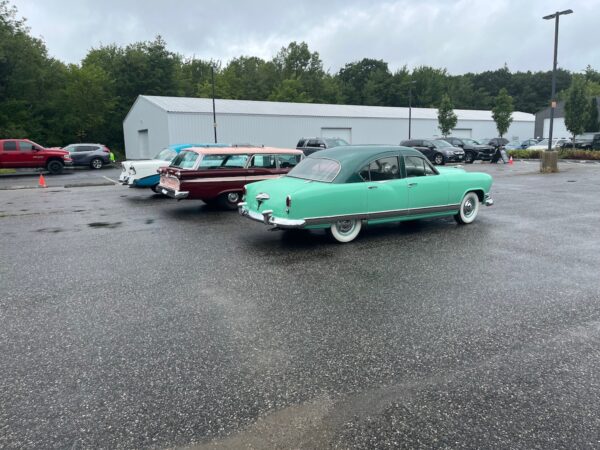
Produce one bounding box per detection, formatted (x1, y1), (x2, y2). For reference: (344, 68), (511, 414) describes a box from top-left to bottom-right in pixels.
(507, 149), (542, 159)
(559, 149), (600, 160)
(508, 149), (600, 160)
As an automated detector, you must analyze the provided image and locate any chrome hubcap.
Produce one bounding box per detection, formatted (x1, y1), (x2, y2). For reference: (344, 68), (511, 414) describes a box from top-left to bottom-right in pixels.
(93, 160), (101, 168)
(336, 220), (355, 234)
(435, 156), (442, 164)
(463, 199), (474, 217)
(227, 193), (239, 203)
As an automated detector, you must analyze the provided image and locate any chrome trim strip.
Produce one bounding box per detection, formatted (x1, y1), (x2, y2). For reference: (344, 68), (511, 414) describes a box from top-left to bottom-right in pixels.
(303, 203), (461, 225)
(239, 203), (462, 229)
(186, 175), (282, 183)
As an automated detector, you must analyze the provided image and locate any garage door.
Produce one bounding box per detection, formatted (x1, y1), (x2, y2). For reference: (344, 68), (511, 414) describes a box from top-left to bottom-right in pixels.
(321, 128), (352, 143)
(452, 128), (472, 138)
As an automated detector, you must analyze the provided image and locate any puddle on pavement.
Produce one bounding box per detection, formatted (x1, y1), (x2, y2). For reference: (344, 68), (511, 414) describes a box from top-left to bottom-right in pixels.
(88, 221), (122, 229)
(36, 227), (64, 233)
(145, 219), (154, 224)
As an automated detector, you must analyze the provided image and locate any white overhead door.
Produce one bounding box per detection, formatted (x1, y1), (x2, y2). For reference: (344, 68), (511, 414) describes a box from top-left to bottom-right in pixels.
(543, 118), (569, 138)
(452, 128), (472, 138)
(321, 127), (352, 143)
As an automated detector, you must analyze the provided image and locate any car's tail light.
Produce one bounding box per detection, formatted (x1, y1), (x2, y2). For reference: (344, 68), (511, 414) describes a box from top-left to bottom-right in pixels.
(286, 195), (292, 208)
(103, 147), (110, 153)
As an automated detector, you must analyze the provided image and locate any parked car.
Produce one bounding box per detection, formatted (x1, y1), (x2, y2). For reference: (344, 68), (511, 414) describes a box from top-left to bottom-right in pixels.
(592, 133), (600, 150)
(477, 137), (510, 149)
(296, 137), (349, 155)
(62, 143), (111, 169)
(443, 137), (495, 163)
(239, 145), (493, 243)
(0, 139), (72, 174)
(399, 139), (465, 165)
(558, 137), (593, 150)
(157, 146), (304, 209)
(119, 143), (228, 192)
(504, 140), (523, 151)
(527, 138), (569, 151)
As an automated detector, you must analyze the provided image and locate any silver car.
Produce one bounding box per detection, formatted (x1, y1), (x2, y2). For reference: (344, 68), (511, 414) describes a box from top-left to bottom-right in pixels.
(63, 143), (112, 169)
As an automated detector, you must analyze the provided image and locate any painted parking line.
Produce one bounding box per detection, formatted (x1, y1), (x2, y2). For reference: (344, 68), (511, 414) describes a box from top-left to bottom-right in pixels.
(102, 176), (120, 184)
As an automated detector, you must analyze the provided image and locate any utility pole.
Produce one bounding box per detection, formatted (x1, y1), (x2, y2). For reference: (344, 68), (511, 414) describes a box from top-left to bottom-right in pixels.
(541, 9), (573, 172)
(211, 65), (217, 143)
(408, 80), (417, 140)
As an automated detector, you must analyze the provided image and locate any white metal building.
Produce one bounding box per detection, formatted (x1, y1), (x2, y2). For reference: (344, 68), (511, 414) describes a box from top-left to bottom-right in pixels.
(123, 95), (535, 159)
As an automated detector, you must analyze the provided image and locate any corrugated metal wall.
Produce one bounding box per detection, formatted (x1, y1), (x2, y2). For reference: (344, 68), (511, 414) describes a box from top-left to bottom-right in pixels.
(123, 98), (170, 159)
(165, 112), (535, 149)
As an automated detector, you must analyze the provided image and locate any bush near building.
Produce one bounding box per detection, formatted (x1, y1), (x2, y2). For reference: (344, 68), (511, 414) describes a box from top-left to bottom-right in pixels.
(508, 149), (600, 160)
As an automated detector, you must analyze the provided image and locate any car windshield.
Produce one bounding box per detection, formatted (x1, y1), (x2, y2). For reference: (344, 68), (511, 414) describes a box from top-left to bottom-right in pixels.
(461, 138), (478, 145)
(433, 139), (452, 148)
(287, 157), (340, 183)
(170, 150), (199, 169)
(154, 148), (177, 161)
(324, 138), (349, 148)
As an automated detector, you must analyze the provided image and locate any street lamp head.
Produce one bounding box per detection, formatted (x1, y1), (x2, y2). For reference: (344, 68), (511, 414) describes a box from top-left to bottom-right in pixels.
(543, 9), (573, 19)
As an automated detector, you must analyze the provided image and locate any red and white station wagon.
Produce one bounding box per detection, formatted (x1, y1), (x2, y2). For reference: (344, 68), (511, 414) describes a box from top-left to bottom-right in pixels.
(157, 145), (304, 209)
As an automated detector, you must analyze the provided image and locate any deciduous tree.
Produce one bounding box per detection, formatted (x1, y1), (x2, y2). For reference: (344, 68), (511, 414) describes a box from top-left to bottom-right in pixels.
(492, 88), (514, 138)
(564, 77), (590, 147)
(437, 94), (457, 137)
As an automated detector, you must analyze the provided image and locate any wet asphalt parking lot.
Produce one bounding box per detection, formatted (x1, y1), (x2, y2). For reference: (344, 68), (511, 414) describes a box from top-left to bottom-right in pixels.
(1, 160), (600, 449)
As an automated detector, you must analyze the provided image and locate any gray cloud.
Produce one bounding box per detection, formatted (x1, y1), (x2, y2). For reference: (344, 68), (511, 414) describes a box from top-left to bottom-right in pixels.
(12, 0), (599, 74)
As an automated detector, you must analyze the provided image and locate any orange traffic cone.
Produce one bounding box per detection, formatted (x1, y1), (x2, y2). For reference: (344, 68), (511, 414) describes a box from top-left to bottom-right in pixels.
(38, 173), (47, 188)
(509, 156), (514, 165)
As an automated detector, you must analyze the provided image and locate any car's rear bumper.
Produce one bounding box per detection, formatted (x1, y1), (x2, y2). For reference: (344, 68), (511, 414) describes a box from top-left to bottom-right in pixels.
(238, 202), (306, 229)
(159, 185), (189, 199)
(446, 154), (465, 162)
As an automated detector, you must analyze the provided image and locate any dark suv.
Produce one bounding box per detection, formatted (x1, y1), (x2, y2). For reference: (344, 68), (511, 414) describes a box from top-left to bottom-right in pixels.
(63, 143), (112, 169)
(443, 137), (495, 163)
(296, 137), (349, 155)
(400, 139), (465, 165)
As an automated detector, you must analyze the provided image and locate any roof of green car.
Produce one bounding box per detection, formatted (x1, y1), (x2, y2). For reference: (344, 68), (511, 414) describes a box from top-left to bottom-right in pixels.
(309, 145), (423, 183)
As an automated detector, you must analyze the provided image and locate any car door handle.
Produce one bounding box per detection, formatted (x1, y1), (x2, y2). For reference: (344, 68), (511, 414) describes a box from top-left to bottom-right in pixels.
(408, 183), (418, 187)
(368, 186), (378, 190)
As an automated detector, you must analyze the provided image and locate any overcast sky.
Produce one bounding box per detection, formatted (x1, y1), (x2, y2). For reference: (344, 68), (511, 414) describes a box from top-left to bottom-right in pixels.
(11, 0), (599, 75)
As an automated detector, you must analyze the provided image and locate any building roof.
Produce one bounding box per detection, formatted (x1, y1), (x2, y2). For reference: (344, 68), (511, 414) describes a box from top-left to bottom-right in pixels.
(139, 95), (535, 122)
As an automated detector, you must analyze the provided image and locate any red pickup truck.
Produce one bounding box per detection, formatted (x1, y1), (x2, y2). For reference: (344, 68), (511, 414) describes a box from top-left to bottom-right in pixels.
(0, 139), (72, 174)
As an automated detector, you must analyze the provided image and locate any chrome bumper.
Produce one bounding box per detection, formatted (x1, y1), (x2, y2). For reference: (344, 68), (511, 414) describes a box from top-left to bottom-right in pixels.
(484, 193), (494, 206)
(160, 186), (189, 200)
(238, 202), (306, 229)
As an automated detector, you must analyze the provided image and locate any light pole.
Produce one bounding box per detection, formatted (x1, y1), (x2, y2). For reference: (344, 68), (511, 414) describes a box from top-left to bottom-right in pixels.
(407, 80), (417, 139)
(542, 9), (572, 168)
(211, 65), (217, 143)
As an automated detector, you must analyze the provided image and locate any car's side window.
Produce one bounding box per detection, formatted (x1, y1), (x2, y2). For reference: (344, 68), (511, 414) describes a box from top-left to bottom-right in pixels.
(276, 154), (301, 169)
(19, 142), (34, 151)
(368, 156), (400, 181)
(250, 154), (277, 169)
(359, 165), (370, 181)
(424, 159), (437, 175)
(306, 139), (320, 147)
(405, 156), (427, 177)
(3, 141), (17, 151)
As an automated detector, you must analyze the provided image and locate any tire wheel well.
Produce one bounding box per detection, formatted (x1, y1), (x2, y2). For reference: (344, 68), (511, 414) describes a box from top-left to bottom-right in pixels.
(469, 189), (484, 202)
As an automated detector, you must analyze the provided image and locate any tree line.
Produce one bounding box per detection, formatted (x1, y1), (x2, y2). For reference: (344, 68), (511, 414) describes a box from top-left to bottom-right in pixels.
(1, 1), (599, 155)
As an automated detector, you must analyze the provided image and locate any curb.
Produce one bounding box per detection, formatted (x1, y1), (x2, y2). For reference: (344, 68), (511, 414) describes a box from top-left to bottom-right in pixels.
(0, 181), (115, 191)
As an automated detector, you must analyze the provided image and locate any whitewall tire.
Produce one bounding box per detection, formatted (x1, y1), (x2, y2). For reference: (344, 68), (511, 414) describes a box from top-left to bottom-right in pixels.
(455, 192), (480, 224)
(329, 219), (362, 243)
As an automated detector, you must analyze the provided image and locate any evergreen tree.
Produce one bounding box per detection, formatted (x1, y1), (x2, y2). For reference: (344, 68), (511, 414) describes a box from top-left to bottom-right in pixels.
(492, 88), (514, 138)
(437, 94), (457, 137)
(564, 77), (589, 147)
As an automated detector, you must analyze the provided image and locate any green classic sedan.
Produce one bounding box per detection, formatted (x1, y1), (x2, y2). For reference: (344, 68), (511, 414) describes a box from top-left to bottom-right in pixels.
(239, 146), (493, 243)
